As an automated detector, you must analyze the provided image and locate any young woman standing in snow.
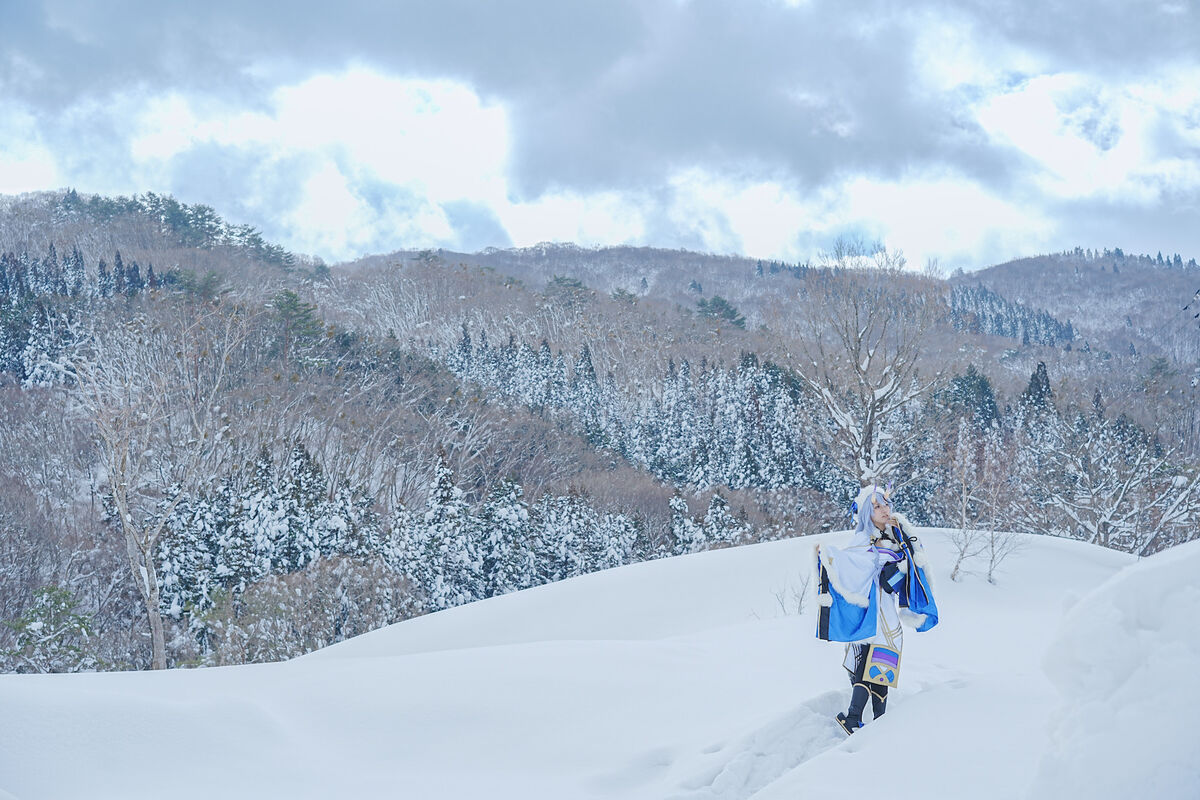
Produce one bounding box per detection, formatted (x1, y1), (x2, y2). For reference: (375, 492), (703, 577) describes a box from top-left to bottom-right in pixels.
(815, 484), (939, 734)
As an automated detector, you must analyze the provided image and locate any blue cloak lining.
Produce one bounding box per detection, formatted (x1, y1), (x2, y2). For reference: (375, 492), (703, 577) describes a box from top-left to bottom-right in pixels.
(817, 536), (939, 642)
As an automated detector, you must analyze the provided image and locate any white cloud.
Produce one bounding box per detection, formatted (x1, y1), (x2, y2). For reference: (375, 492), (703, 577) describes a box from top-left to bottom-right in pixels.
(665, 168), (817, 258)
(119, 67), (511, 259)
(282, 161), (374, 258)
(107, 58), (1200, 267)
(974, 68), (1200, 204)
(127, 67), (511, 196)
(908, 10), (1045, 95)
(498, 189), (647, 248)
(267, 69), (510, 204)
(840, 172), (1053, 268)
(4, 9), (1200, 269)
(130, 95), (204, 161)
(655, 165), (1053, 269)
(0, 110), (62, 194)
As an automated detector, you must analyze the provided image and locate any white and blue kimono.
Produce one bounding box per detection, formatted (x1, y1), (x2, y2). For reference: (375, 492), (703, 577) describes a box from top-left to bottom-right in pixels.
(815, 487), (939, 686)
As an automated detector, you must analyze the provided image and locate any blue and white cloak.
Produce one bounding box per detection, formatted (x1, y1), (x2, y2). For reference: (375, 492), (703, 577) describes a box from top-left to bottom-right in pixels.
(815, 492), (939, 679)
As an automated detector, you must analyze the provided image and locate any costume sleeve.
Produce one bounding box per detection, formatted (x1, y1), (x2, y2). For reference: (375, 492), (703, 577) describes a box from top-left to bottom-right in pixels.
(897, 532), (939, 632)
(815, 543), (881, 642)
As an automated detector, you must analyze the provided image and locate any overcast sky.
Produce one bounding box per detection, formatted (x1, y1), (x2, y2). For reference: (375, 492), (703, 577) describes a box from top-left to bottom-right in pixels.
(3, 1), (1198, 268)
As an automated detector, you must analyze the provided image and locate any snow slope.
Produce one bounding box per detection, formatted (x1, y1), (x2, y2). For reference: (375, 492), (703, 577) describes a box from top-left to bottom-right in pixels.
(1, 529), (1195, 800)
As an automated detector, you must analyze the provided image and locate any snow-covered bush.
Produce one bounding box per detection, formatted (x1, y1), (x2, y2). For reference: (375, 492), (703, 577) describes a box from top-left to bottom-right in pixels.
(2, 586), (99, 673)
(176, 557), (419, 666)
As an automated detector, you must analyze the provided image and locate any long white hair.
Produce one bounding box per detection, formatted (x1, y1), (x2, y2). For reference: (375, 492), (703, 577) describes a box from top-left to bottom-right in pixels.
(851, 483), (892, 540)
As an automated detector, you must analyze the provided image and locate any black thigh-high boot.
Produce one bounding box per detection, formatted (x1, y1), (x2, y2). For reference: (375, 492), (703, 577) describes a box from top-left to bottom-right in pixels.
(836, 683), (870, 734)
(870, 684), (888, 719)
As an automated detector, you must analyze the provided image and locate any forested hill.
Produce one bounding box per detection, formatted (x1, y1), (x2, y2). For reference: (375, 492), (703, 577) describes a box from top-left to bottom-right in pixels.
(0, 189), (324, 282)
(2, 189), (1198, 674)
(950, 248), (1200, 366)
(385, 241), (1198, 357)
(369, 240), (1198, 393)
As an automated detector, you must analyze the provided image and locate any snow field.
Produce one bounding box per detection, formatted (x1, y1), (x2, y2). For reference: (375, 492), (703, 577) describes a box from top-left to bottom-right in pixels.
(2, 529), (1193, 799)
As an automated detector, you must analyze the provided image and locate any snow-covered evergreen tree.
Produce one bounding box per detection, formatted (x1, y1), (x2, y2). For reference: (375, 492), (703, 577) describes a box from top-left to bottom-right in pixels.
(472, 479), (533, 597)
(949, 285), (1074, 347)
(533, 491), (591, 582)
(160, 489), (225, 618)
(670, 493), (706, 555)
(411, 456), (476, 610)
(277, 441), (325, 573)
(593, 512), (639, 570)
(96, 257), (114, 297)
(232, 447), (287, 587)
(702, 491), (745, 547)
(322, 479), (383, 559)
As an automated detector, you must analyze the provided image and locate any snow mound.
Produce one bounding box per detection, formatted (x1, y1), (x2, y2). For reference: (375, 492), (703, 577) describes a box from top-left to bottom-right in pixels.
(1030, 539), (1200, 799)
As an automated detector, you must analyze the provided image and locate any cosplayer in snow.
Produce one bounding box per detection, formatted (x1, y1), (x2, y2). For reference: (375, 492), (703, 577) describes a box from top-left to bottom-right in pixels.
(815, 483), (939, 735)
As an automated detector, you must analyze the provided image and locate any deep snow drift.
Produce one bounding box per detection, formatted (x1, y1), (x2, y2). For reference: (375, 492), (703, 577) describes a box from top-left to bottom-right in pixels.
(1, 529), (1196, 800)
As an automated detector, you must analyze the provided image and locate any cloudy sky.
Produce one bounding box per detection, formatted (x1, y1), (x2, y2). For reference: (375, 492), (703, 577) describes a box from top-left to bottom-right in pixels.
(2, 1), (1198, 268)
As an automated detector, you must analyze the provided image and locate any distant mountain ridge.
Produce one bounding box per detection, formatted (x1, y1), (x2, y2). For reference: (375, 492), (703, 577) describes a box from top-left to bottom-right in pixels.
(381, 240), (1196, 364)
(5, 190), (1193, 347)
(950, 248), (1199, 365)
(3, 189), (1196, 372)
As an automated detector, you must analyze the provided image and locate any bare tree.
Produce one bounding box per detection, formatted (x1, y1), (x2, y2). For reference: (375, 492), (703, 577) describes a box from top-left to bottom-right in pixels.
(923, 256), (946, 281)
(976, 434), (1026, 583)
(1035, 411), (1200, 555)
(772, 572), (811, 616)
(793, 243), (943, 486)
(982, 521), (1024, 584)
(1131, 465), (1200, 556)
(945, 421), (988, 581)
(64, 299), (248, 669)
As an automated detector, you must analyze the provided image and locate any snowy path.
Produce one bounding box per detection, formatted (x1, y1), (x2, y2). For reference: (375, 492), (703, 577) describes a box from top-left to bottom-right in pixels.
(666, 690), (845, 799)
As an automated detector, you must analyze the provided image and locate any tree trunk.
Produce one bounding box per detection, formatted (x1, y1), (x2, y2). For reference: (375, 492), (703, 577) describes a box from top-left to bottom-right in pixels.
(117, 486), (169, 670)
(143, 575), (167, 670)
(122, 528), (168, 670)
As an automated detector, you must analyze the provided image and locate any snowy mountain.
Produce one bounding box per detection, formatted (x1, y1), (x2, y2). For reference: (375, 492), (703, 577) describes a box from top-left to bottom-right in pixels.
(950, 248), (1200, 366)
(3, 527), (1194, 799)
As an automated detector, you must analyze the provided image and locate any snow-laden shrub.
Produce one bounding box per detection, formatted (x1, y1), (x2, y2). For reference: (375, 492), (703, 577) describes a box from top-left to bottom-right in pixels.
(174, 556), (419, 666)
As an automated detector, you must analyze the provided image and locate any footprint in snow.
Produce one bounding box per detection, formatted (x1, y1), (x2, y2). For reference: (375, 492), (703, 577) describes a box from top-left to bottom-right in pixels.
(668, 690), (847, 800)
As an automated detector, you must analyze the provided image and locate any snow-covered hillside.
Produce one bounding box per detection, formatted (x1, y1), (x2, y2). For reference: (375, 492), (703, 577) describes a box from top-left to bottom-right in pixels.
(2, 529), (1196, 799)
